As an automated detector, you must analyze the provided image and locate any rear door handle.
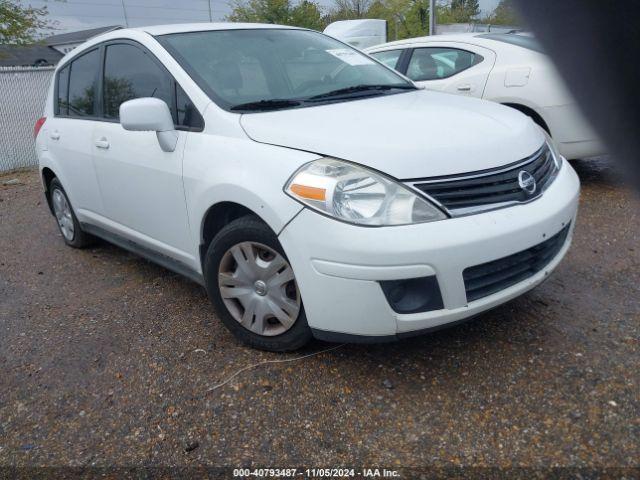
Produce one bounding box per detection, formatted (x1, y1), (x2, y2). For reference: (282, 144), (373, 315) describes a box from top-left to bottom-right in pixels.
(50, 131), (60, 140)
(457, 84), (473, 92)
(95, 138), (110, 149)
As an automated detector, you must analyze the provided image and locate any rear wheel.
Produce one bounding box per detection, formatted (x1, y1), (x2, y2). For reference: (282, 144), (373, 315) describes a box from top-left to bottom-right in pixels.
(204, 216), (312, 351)
(49, 178), (95, 248)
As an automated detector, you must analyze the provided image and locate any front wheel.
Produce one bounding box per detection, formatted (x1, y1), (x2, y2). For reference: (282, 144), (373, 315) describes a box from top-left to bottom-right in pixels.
(203, 216), (312, 351)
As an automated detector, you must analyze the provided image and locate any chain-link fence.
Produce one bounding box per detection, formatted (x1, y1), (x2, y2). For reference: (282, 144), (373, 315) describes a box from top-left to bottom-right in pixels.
(0, 66), (54, 172)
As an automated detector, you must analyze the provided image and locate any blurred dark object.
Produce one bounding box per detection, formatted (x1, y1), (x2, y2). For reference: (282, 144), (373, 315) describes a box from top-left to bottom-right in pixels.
(514, 0), (640, 189)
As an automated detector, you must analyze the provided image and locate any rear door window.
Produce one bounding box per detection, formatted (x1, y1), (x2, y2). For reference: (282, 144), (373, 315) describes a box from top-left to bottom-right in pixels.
(67, 49), (100, 117)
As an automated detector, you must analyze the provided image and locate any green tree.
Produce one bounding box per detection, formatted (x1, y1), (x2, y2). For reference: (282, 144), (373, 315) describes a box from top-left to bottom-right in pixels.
(330, 0), (435, 40)
(227, 0), (325, 30)
(290, 0), (325, 30)
(69, 85), (95, 116)
(0, 0), (50, 44)
(485, 0), (520, 25)
(449, 0), (479, 22)
(102, 77), (136, 118)
(329, 0), (374, 19)
(391, 0), (430, 38)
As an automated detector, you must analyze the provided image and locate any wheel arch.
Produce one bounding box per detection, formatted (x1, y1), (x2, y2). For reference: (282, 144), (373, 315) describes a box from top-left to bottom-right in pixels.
(192, 176), (305, 271)
(41, 166), (57, 214)
(199, 201), (270, 269)
(38, 152), (74, 215)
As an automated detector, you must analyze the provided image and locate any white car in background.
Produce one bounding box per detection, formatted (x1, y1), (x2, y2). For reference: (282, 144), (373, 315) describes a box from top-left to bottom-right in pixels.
(366, 33), (605, 160)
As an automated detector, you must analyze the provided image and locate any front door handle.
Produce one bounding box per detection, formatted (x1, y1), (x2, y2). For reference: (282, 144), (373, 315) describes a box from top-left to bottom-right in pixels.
(457, 84), (473, 92)
(50, 131), (60, 140)
(95, 138), (110, 149)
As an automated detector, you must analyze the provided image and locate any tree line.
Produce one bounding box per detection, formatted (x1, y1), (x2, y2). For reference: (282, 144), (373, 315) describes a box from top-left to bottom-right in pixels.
(227, 0), (521, 40)
(1, 0), (519, 46)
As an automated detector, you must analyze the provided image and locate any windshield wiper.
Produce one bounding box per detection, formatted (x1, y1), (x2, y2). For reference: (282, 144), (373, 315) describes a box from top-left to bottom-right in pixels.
(230, 99), (302, 111)
(229, 84), (415, 110)
(307, 84), (416, 102)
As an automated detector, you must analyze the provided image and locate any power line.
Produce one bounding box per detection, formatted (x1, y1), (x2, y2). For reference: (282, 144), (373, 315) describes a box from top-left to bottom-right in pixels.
(49, 13), (209, 20)
(120, 0), (129, 26)
(20, 0), (212, 4)
(33, 2), (210, 12)
(44, 1), (210, 11)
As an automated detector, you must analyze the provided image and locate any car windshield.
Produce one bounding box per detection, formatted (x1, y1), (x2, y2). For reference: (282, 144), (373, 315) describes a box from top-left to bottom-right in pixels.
(157, 28), (414, 112)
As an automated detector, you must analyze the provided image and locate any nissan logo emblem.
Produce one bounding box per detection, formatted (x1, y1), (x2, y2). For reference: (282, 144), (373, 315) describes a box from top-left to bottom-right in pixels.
(518, 170), (537, 195)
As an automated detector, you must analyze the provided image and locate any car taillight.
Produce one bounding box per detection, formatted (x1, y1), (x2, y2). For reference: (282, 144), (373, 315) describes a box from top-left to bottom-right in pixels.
(34, 117), (46, 139)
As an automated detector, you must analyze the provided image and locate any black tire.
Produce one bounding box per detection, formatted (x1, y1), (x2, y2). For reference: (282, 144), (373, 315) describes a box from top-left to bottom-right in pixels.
(49, 178), (96, 249)
(203, 215), (312, 351)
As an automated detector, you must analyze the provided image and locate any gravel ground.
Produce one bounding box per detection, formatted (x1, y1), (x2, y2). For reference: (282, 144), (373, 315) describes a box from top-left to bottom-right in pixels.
(0, 160), (638, 473)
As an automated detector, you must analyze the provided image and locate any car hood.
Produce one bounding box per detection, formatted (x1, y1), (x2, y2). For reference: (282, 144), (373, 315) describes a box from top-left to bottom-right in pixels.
(240, 89), (546, 179)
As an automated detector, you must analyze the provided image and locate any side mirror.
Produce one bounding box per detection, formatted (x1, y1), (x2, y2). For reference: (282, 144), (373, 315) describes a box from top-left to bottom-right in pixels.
(119, 98), (178, 152)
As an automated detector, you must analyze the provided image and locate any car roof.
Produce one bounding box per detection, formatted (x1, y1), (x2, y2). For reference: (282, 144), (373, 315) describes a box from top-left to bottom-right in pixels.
(131, 22), (301, 36)
(365, 33), (526, 51)
(55, 22), (307, 68)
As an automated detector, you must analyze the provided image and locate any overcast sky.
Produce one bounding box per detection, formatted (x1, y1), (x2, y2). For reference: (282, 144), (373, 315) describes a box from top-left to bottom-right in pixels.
(24, 0), (501, 36)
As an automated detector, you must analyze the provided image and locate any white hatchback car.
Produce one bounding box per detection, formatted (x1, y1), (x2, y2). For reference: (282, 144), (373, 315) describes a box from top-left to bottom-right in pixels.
(366, 33), (605, 160)
(36, 23), (580, 351)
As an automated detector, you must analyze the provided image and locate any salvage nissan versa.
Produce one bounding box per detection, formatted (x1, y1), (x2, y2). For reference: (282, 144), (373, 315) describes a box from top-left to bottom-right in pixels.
(35, 23), (580, 351)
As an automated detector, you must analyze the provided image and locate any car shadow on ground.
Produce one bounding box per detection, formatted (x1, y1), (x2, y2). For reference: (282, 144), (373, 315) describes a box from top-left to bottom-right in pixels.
(570, 155), (626, 187)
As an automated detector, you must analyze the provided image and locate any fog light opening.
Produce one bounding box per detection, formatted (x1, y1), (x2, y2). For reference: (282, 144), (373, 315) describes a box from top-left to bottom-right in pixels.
(379, 276), (444, 314)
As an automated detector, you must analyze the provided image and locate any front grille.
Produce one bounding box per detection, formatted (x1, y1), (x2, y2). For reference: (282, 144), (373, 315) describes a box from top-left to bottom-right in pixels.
(411, 145), (557, 214)
(463, 224), (570, 302)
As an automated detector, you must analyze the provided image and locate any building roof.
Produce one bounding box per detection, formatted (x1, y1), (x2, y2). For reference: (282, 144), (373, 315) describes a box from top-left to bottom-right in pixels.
(0, 44), (63, 67)
(45, 25), (123, 46)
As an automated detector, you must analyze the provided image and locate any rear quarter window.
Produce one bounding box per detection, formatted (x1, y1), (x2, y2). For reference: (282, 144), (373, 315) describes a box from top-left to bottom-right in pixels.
(56, 66), (70, 115)
(369, 50), (403, 69)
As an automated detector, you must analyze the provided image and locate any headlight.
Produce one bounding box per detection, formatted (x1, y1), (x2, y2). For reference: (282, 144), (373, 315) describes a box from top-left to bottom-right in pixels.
(285, 158), (446, 226)
(544, 135), (563, 171)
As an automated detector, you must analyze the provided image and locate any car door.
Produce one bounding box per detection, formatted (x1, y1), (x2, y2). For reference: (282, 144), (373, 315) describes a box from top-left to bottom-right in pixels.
(401, 43), (496, 98)
(46, 48), (104, 216)
(91, 41), (196, 265)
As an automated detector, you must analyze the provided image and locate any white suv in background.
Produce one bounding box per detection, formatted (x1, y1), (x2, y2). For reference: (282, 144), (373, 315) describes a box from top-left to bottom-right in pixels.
(36, 23), (580, 351)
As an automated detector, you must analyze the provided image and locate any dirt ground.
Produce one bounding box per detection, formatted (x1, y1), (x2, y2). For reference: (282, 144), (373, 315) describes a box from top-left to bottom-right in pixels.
(0, 160), (638, 473)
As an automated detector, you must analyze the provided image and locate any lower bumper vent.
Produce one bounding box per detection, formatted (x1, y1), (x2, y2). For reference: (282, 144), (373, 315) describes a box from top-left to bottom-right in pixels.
(463, 224), (570, 302)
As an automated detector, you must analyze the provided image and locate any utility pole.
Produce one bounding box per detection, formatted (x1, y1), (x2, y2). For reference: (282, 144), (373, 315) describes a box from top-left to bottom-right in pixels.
(429, 0), (436, 35)
(394, 13), (406, 40)
(208, 0), (213, 22)
(120, 0), (129, 27)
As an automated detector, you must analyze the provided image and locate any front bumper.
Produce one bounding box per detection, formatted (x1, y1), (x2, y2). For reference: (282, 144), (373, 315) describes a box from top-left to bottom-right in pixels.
(278, 161), (580, 340)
